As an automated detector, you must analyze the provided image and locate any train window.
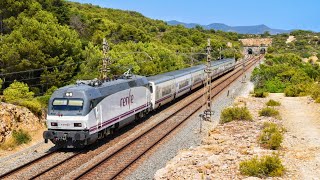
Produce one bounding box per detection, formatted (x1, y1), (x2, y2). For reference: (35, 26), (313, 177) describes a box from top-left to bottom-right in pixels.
(90, 100), (94, 110)
(68, 99), (84, 111)
(149, 85), (153, 93)
(193, 74), (202, 83)
(179, 80), (189, 89)
(162, 86), (171, 96)
(53, 99), (67, 106)
(52, 98), (84, 111)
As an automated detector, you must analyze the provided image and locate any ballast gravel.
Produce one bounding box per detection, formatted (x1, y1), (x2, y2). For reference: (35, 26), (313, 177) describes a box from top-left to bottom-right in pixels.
(0, 142), (55, 176)
(126, 62), (258, 180)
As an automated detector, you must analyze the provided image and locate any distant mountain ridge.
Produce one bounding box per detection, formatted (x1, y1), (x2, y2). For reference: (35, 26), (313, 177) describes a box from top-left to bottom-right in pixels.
(167, 20), (291, 34)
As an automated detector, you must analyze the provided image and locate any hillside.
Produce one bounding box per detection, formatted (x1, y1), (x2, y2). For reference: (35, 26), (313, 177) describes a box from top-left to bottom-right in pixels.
(167, 20), (291, 35)
(0, 0), (243, 96)
(0, 0), (244, 149)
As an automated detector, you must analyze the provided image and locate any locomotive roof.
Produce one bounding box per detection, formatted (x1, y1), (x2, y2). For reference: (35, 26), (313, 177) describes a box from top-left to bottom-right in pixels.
(52, 75), (149, 100)
(97, 75), (149, 97)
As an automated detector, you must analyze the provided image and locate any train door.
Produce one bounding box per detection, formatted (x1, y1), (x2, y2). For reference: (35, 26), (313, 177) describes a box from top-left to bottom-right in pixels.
(94, 105), (102, 129)
(149, 82), (155, 109)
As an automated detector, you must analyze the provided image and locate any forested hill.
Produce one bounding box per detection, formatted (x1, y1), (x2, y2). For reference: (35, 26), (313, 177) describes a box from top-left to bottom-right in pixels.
(0, 0), (242, 95)
(167, 20), (291, 35)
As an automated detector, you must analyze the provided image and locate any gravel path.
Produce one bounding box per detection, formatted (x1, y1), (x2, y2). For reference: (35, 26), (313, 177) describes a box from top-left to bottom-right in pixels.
(270, 94), (320, 179)
(126, 64), (257, 180)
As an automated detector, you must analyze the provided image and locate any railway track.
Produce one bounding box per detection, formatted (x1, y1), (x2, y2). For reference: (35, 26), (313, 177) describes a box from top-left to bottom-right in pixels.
(0, 149), (80, 179)
(73, 56), (261, 179)
(0, 56), (261, 180)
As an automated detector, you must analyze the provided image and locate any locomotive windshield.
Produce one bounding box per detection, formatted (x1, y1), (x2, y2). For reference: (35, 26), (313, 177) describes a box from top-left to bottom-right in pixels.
(52, 98), (84, 111)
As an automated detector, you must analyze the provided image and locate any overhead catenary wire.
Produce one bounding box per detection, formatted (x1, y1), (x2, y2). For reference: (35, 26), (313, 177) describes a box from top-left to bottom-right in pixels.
(0, 61), (84, 77)
(0, 46), (231, 95)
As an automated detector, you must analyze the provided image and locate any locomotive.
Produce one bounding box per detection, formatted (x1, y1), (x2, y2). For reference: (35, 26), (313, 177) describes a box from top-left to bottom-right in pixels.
(43, 58), (236, 148)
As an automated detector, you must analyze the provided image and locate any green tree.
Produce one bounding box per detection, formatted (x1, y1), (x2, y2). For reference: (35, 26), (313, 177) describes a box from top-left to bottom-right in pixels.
(3, 80), (34, 102)
(0, 8), (82, 88)
(1, 0), (243, 96)
(75, 42), (103, 80)
(261, 31), (271, 38)
(0, 0), (33, 21)
(38, 0), (70, 24)
(0, 78), (3, 90)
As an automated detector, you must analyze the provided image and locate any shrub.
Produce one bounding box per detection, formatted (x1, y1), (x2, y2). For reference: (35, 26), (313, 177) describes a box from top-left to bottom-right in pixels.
(30, 87), (41, 96)
(266, 99), (281, 106)
(253, 89), (268, 98)
(19, 99), (43, 116)
(284, 84), (305, 97)
(259, 122), (283, 150)
(36, 95), (51, 107)
(0, 78), (3, 90)
(3, 81), (34, 103)
(45, 86), (58, 96)
(239, 154), (284, 177)
(259, 107), (280, 117)
(264, 77), (286, 93)
(220, 107), (253, 123)
(316, 97), (320, 103)
(310, 84), (320, 100)
(12, 129), (32, 145)
(1, 129), (33, 150)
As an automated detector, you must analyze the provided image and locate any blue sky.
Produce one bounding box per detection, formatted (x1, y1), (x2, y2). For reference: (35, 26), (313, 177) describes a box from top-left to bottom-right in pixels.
(70, 0), (320, 32)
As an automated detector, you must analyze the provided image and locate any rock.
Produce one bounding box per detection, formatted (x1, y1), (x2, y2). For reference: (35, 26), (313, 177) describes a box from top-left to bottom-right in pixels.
(207, 154), (220, 165)
(243, 177), (261, 180)
(0, 102), (45, 143)
(225, 155), (236, 161)
(154, 168), (168, 179)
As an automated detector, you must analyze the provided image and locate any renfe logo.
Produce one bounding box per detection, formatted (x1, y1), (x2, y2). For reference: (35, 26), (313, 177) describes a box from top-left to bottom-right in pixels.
(120, 90), (134, 108)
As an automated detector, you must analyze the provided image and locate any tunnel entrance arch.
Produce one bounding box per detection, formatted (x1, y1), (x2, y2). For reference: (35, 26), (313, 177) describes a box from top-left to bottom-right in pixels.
(248, 48), (253, 54)
(260, 48), (266, 54)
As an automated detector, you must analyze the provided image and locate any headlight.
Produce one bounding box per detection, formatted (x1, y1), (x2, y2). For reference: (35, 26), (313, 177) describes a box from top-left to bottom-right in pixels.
(51, 122), (58, 126)
(74, 123), (82, 127)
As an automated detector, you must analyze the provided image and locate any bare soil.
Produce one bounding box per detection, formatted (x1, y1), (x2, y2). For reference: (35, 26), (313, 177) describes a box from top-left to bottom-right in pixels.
(270, 93), (320, 179)
(154, 94), (320, 179)
(0, 127), (48, 157)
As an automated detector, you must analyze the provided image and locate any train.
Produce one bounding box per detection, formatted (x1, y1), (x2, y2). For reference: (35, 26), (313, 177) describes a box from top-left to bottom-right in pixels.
(43, 58), (236, 148)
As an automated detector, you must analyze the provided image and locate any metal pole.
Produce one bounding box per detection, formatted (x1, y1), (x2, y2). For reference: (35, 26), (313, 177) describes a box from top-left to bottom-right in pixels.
(101, 38), (111, 80)
(203, 38), (214, 121)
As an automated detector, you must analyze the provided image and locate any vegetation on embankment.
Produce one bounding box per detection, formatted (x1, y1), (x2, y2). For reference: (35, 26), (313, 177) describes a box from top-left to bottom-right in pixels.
(258, 122), (284, 150)
(266, 99), (281, 106)
(259, 107), (280, 118)
(251, 30), (320, 100)
(0, 129), (32, 150)
(220, 106), (253, 123)
(239, 154), (285, 177)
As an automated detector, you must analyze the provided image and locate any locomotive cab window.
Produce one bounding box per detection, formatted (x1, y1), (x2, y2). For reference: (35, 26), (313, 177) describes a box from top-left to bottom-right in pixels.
(52, 98), (84, 111)
(149, 85), (153, 93)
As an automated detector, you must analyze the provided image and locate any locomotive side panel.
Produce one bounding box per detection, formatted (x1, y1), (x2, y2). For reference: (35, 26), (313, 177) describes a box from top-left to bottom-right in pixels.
(88, 86), (151, 134)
